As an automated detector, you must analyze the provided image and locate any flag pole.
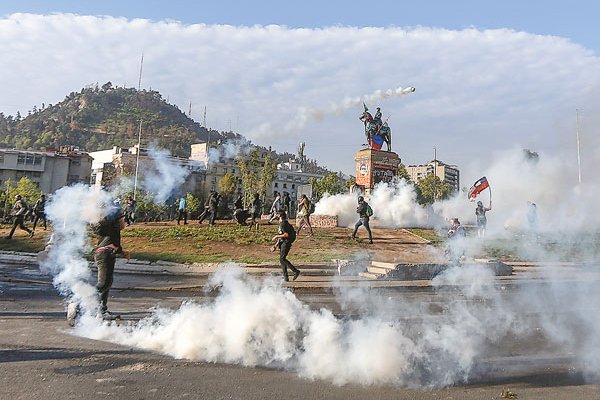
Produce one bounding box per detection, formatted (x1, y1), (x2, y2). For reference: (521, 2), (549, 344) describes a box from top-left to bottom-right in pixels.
(488, 184), (492, 209)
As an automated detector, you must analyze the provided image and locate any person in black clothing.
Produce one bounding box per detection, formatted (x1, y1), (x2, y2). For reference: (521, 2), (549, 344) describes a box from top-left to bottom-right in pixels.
(32, 194), (47, 231)
(94, 207), (130, 320)
(7, 195), (34, 239)
(282, 192), (291, 214)
(351, 196), (373, 244)
(249, 193), (262, 230)
(198, 192), (215, 224)
(272, 211), (300, 282)
(234, 195), (243, 211)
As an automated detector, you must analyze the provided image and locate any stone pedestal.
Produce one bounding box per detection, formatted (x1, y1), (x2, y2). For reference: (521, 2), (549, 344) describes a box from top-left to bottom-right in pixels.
(354, 149), (401, 193)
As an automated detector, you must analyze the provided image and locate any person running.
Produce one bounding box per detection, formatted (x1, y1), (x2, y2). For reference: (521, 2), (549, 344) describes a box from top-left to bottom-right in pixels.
(296, 194), (314, 237)
(177, 196), (187, 225)
(7, 195), (34, 239)
(271, 211), (300, 282)
(208, 192), (220, 226)
(445, 218), (466, 264)
(94, 207), (130, 320)
(268, 191), (282, 224)
(351, 196), (373, 244)
(475, 200), (492, 238)
(283, 192), (291, 213)
(198, 192), (214, 224)
(32, 194), (47, 231)
(124, 196), (137, 226)
(249, 193), (262, 230)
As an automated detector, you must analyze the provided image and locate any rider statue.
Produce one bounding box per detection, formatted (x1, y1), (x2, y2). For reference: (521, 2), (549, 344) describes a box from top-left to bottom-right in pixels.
(359, 104), (392, 152)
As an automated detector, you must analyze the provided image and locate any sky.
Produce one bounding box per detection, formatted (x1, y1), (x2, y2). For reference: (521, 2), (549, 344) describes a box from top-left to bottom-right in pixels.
(1, 1), (599, 176)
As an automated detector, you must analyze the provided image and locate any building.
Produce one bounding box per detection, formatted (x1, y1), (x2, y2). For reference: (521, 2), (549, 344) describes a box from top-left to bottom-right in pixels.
(406, 160), (460, 192)
(273, 158), (324, 203)
(89, 145), (206, 198)
(0, 146), (92, 193)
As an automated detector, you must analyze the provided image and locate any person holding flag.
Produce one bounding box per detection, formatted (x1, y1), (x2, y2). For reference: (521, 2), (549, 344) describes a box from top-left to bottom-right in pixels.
(468, 176), (492, 237)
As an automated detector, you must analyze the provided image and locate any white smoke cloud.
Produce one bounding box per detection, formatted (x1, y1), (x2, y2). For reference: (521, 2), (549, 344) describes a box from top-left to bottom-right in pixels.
(206, 138), (252, 166)
(141, 146), (190, 203)
(2, 14), (600, 171)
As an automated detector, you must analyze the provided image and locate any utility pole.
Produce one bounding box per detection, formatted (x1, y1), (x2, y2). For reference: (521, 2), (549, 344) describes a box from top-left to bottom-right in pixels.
(433, 146), (438, 201)
(576, 109), (582, 184)
(133, 53), (144, 200)
(188, 101), (192, 117)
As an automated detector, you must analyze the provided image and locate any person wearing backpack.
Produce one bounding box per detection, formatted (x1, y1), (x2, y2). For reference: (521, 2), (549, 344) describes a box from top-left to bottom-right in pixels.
(351, 196), (373, 244)
(296, 194), (314, 237)
(7, 194), (34, 239)
(271, 210), (301, 282)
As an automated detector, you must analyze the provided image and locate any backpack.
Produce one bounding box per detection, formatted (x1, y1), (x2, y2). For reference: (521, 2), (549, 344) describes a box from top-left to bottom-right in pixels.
(366, 204), (374, 217)
(308, 200), (315, 215)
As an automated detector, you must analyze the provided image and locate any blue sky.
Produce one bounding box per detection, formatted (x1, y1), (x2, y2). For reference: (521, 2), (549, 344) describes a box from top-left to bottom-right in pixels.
(2, 0), (600, 54)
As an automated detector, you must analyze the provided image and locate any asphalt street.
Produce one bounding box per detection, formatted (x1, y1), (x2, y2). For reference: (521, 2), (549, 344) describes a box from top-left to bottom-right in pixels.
(2, 260), (600, 400)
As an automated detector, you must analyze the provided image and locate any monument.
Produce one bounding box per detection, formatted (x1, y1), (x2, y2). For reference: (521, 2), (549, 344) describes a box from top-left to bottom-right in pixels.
(355, 104), (401, 195)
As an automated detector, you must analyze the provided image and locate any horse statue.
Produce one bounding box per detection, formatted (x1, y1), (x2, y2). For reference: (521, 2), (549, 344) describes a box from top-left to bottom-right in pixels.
(359, 104), (392, 151)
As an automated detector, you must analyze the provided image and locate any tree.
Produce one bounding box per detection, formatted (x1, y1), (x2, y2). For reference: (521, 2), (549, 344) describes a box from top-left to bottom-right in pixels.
(397, 163), (412, 183)
(309, 172), (347, 201)
(258, 154), (277, 199)
(237, 148), (261, 199)
(415, 174), (450, 205)
(185, 192), (201, 217)
(2, 177), (42, 216)
(219, 172), (238, 214)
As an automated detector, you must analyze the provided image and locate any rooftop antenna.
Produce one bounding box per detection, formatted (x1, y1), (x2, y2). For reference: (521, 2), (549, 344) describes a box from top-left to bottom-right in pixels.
(203, 105), (207, 128)
(133, 52), (144, 200)
(188, 101), (192, 117)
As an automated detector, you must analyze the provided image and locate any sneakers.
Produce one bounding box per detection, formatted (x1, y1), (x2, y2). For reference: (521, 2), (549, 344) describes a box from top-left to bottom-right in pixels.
(66, 303), (79, 327)
(292, 270), (301, 281)
(97, 310), (121, 321)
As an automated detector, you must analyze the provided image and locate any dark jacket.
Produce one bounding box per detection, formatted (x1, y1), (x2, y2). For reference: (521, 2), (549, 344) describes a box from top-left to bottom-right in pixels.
(96, 211), (123, 254)
(357, 201), (370, 219)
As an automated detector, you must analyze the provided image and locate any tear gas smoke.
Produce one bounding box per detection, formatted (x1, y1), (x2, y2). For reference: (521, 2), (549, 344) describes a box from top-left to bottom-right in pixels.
(314, 179), (437, 228)
(141, 146), (190, 203)
(253, 86), (415, 137)
(207, 138), (251, 166)
(38, 146), (600, 388)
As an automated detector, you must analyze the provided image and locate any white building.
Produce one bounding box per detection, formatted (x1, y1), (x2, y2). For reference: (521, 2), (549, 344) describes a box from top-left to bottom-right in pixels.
(272, 158), (324, 202)
(0, 146), (92, 193)
(406, 159), (460, 192)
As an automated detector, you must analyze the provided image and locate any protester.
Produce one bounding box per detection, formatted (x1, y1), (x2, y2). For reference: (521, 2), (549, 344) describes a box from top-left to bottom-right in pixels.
(208, 192), (220, 226)
(197, 191), (214, 224)
(351, 196), (373, 244)
(249, 193), (262, 231)
(7, 194), (34, 239)
(296, 194), (314, 237)
(475, 200), (492, 238)
(445, 218), (466, 264)
(124, 196), (137, 225)
(94, 206), (130, 320)
(32, 194), (47, 231)
(268, 191), (282, 224)
(271, 211), (300, 282)
(283, 192), (291, 214)
(177, 196), (187, 225)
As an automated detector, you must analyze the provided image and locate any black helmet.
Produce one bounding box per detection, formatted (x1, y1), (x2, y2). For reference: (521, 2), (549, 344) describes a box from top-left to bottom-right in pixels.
(358, 196), (364, 202)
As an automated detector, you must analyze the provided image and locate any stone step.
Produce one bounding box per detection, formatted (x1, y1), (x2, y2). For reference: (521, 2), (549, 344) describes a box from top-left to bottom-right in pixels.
(358, 272), (381, 280)
(370, 261), (398, 270)
(367, 266), (391, 275)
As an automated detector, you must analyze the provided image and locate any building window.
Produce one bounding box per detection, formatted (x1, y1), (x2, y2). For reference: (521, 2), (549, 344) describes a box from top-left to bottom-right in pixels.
(71, 159), (81, 166)
(283, 183), (287, 189)
(274, 182), (278, 187)
(0, 154), (4, 163)
(292, 184), (295, 189)
(34, 155), (42, 165)
(223, 168), (227, 173)
(17, 154), (25, 164)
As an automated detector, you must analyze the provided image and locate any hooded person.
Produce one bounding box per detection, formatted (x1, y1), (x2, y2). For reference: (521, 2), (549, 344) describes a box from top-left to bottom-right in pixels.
(351, 196), (373, 244)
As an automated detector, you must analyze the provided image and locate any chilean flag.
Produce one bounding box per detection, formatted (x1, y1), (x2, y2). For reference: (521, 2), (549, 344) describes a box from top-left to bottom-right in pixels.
(468, 176), (489, 200)
(369, 134), (384, 150)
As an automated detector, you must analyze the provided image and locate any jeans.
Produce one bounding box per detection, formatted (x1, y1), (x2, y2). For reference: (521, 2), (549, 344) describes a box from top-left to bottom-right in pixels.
(95, 250), (116, 313)
(352, 217), (372, 241)
(279, 240), (299, 280)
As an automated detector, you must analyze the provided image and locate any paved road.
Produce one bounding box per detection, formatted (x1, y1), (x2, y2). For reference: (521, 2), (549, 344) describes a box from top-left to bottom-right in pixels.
(2, 261), (600, 399)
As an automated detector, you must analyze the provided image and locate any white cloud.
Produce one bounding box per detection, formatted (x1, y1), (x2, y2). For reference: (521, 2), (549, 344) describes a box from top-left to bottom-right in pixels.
(1, 13), (600, 173)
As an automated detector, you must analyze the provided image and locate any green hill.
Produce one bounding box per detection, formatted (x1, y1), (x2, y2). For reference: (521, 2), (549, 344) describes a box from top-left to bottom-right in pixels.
(0, 83), (236, 157)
